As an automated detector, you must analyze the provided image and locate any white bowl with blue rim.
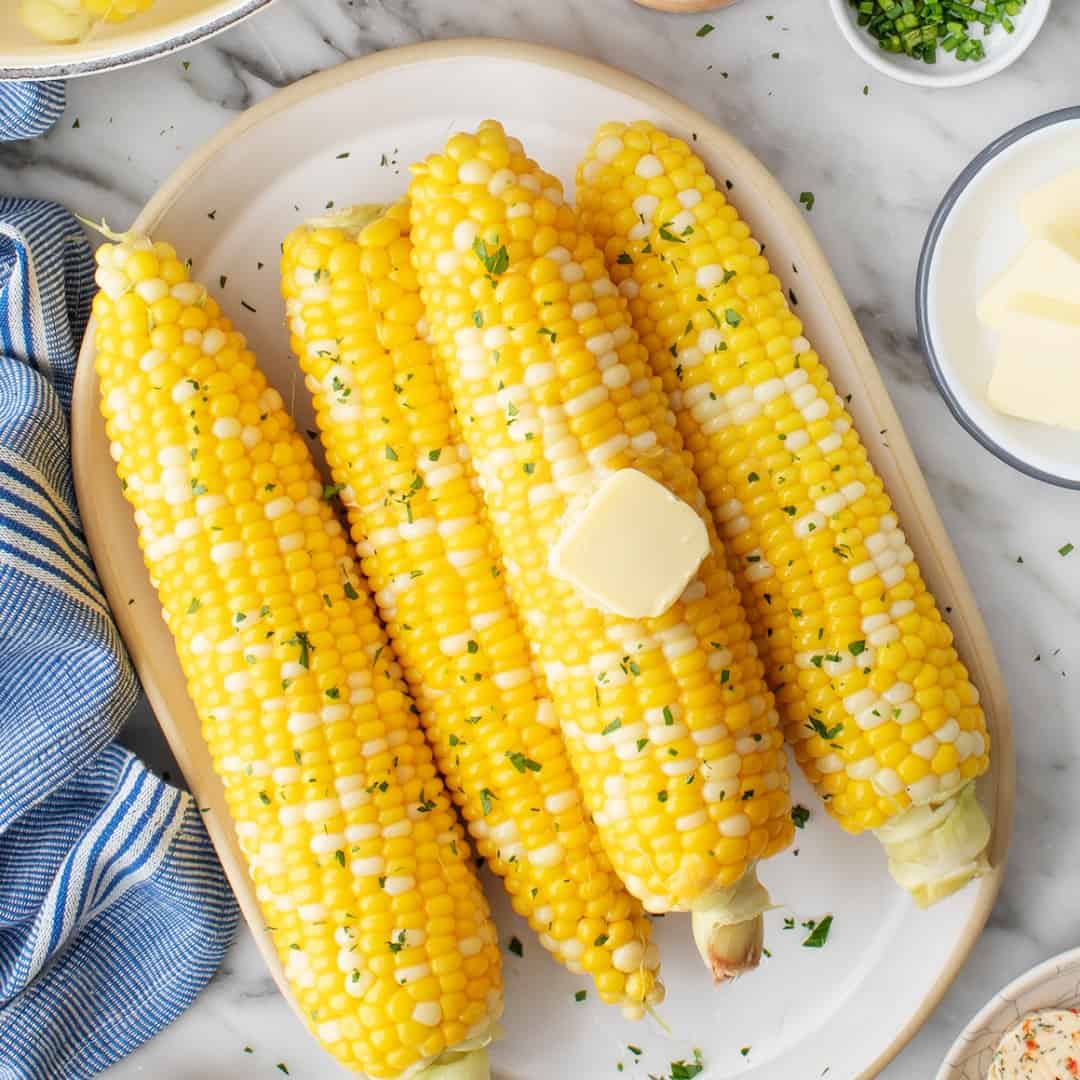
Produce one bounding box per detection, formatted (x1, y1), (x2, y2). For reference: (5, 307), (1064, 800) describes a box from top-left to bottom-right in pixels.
(828, 0), (1051, 88)
(917, 106), (1080, 488)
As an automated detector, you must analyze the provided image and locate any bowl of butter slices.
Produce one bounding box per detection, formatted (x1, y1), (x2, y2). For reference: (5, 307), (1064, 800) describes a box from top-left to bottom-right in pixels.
(918, 106), (1080, 489)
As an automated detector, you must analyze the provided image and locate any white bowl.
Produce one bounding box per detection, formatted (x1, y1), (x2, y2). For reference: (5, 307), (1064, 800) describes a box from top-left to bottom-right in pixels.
(828, 0), (1050, 88)
(938, 946), (1080, 1079)
(916, 106), (1080, 488)
(0, 0), (277, 80)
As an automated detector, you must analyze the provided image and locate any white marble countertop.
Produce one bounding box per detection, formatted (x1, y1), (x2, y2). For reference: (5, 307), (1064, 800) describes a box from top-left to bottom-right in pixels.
(4, 0), (1079, 1076)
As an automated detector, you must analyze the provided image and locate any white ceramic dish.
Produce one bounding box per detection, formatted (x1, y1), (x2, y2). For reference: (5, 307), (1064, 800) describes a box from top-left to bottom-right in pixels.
(917, 107), (1080, 489)
(70, 39), (1012, 1080)
(938, 946), (1080, 1079)
(828, 0), (1050, 88)
(0, 0), (276, 80)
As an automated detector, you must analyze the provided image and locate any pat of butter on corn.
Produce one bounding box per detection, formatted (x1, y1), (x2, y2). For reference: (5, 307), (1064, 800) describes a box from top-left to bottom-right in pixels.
(548, 468), (709, 619)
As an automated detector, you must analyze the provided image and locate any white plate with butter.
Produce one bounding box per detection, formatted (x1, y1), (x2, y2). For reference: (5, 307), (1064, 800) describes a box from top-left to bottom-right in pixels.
(0, 0), (276, 80)
(70, 40), (1013, 1080)
(917, 106), (1080, 489)
(938, 945), (1080, 1079)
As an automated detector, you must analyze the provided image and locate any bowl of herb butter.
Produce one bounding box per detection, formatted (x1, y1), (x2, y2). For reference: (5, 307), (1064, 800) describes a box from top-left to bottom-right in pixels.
(828, 0), (1050, 88)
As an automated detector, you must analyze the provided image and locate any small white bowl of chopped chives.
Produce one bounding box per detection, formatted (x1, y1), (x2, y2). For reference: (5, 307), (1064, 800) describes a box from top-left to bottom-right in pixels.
(828, 0), (1051, 88)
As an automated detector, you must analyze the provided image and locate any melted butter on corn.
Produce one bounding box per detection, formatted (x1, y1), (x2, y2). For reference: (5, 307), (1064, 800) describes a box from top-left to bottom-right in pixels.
(408, 121), (794, 922)
(280, 202), (663, 1017)
(576, 122), (991, 885)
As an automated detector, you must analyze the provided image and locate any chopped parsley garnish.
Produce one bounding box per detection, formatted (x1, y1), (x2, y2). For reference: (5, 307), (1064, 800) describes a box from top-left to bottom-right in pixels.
(506, 751), (542, 773)
(601, 718), (622, 735)
(479, 788), (495, 815)
(385, 445), (398, 461)
(473, 236), (510, 277)
(848, 640), (866, 656)
(388, 930), (406, 953)
(593, 933), (609, 947)
(617, 252), (633, 264)
(662, 705), (674, 726)
(802, 914), (833, 948)
(658, 222), (685, 244)
(670, 1052), (705, 1079)
(508, 936), (524, 957)
(1060, 542), (1074, 557)
(724, 308), (742, 327)
(575, 989), (587, 1002)
(334, 849), (345, 867)
(696, 22), (714, 36)
(285, 631), (314, 669)
(807, 717), (843, 741)
(187, 597), (201, 614)
(799, 191), (815, 212)
(791, 804), (810, 829)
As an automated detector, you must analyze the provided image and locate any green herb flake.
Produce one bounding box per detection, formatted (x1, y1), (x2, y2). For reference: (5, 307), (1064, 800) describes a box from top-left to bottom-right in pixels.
(508, 936), (524, 957)
(792, 804), (811, 829)
(802, 914), (833, 948)
(507, 751), (542, 773)
(473, 236), (510, 276)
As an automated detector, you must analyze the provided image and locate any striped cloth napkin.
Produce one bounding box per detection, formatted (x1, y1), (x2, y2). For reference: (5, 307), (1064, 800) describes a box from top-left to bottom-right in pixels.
(0, 86), (239, 1078)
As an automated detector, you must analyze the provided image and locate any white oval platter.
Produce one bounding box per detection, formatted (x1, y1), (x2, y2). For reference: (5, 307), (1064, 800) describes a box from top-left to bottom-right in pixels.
(71, 39), (1012, 1080)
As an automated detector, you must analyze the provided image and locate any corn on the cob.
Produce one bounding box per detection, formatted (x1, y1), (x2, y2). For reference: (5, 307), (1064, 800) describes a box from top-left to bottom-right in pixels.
(92, 233), (501, 1079)
(20, 0), (152, 42)
(281, 203), (663, 1017)
(577, 119), (992, 905)
(409, 120), (794, 977)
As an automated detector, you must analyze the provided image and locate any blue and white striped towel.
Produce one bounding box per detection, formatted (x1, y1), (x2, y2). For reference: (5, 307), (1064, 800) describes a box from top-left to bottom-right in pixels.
(0, 89), (239, 1080)
(0, 84), (65, 144)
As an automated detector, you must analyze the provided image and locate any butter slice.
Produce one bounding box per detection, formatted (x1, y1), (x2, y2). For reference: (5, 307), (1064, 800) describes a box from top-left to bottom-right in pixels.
(987, 310), (1080, 431)
(1019, 167), (1080, 239)
(548, 468), (709, 619)
(978, 234), (1080, 330)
